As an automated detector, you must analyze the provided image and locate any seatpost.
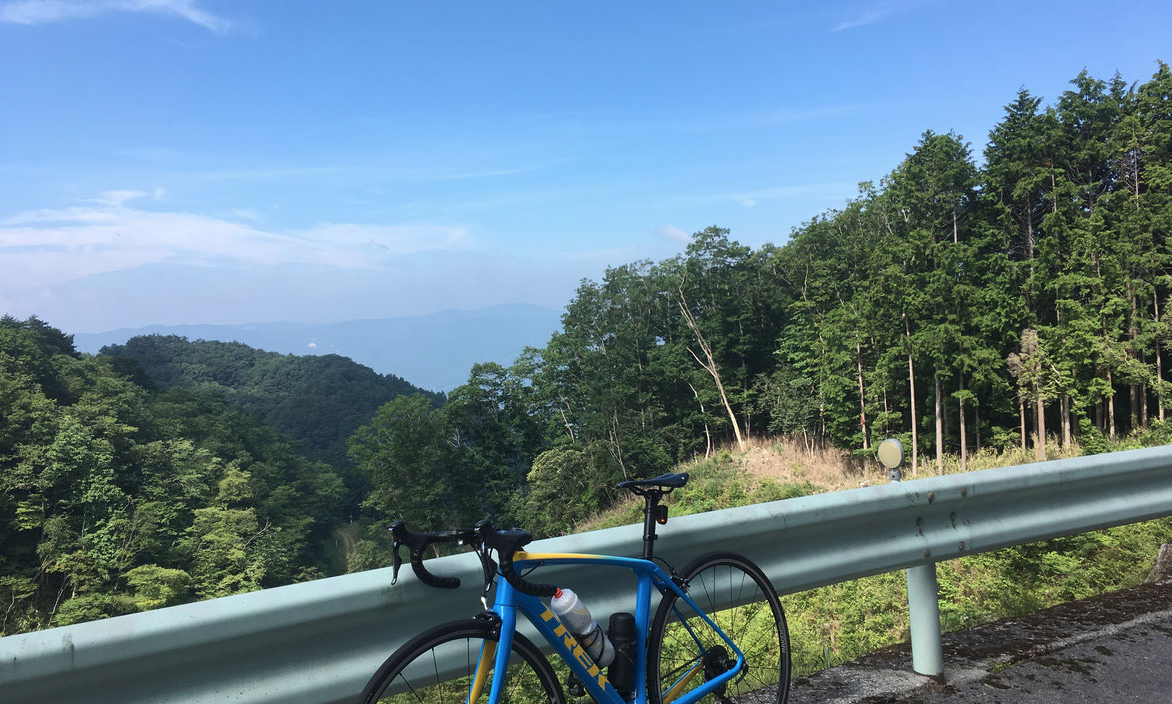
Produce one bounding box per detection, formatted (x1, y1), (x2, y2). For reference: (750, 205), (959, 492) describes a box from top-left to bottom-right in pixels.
(641, 490), (663, 560)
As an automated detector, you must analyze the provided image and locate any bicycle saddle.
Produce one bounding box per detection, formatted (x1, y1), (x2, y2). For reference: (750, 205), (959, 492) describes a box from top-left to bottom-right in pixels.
(617, 472), (689, 490)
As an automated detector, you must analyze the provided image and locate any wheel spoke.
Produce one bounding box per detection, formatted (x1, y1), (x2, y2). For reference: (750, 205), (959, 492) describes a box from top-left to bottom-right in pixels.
(360, 622), (564, 704)
(649, 554), (790, 704)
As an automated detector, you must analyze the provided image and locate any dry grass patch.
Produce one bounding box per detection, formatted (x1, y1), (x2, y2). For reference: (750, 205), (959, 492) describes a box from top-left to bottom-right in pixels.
(728, 436), (885, 491)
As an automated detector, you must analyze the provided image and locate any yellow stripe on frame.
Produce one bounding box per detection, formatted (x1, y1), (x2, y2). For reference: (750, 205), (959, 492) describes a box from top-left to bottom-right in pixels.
(662, 661), (703, 703)
(468, 640), (497, 704)
(512, 551), (605, 561)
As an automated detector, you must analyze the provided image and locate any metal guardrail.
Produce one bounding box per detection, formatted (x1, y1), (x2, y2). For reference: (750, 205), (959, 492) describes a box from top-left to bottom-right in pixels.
(3, 445), (1172, 703)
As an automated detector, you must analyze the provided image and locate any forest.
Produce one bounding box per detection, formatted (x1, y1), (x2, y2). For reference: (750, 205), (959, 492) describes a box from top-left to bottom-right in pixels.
(99, 335), (442, 513)
(2, 64), (1171, 634)
(353, 65), (1172, 542)
(0, 317), (346, 634)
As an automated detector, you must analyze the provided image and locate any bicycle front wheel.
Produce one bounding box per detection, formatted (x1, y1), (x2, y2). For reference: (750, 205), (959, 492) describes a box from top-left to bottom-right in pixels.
(648, 552), (791, 704)
(358, 618), (565, 704)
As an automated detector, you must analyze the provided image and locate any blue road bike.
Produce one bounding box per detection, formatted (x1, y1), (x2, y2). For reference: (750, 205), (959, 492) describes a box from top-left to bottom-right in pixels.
(358, 473), (791, 704)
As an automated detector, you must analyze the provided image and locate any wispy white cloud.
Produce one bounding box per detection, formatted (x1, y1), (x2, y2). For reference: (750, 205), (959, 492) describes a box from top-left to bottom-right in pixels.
(186, 164), (540, 184)
(230, 208), (262, 223)
(0, 191), (472, 290)
(655, 225), (690, 245)
(542, 105), (866, 139)
(831, 0), (937, 32)
(720, 182), (858, 208)
(0, 0), (232, 33)
(87, 188), (163, 207)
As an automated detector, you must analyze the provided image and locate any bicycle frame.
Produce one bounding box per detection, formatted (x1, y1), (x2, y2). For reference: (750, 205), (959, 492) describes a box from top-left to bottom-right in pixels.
(478, 551), (745, 704)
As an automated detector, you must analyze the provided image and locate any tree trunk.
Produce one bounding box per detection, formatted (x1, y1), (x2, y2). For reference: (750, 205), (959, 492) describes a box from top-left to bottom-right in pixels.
(975, 403), (981, 453)
(679, 290), (745, 452)
(559, 407), (576, 443)
(856, 340), (869, 450)
(958, 372), (967, 473)
(687, 381), (713, 458)
(1160, 356), (1167, 423)
(882, 390), (890, 436)
(1157, 291), (1165, 423)
(1055, 308), (1069, 449)
(935, 376), (944, 474)
(1026, 194), (1035, 260)
(1034, 395), (1046, 462)
(1107, 370), (1117, 442)
(1061, 392), (1071, 449)
(1142, 383), (1149, 429)
(953, 201), (959, 244)
(942, 376), (949, 453)
(1019, 396), (1027, 452)
(905, 313), (919, 475)
(1131, 293), (1140, 433)
(610, 411), (629, 480)
(1131, 384), (1140, 434)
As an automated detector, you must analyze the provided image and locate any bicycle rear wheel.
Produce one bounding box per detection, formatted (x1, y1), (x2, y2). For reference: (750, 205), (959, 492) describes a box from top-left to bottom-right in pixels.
(648, 552), (791, 704)
(358, 618), (565, 704)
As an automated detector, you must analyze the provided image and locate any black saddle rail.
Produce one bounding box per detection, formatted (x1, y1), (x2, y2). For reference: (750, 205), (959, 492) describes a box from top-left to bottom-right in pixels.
(616, 472), (689, 495)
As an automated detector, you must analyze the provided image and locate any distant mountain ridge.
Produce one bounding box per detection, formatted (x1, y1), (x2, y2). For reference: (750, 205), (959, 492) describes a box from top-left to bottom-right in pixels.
(74, 304), (564, 392)
(99, 335), (444, 507)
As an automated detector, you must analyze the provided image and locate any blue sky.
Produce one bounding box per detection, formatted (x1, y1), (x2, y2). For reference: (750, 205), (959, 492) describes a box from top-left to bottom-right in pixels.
(2, 0), (1170, 333)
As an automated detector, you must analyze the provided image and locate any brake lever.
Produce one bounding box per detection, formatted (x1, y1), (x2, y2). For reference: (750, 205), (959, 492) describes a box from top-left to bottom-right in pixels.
(391, 538), (403, 585)
(475, 545), (496, 594)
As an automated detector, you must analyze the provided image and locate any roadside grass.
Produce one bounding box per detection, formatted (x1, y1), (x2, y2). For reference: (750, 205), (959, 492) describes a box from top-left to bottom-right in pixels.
(579, 429), (1172, 676)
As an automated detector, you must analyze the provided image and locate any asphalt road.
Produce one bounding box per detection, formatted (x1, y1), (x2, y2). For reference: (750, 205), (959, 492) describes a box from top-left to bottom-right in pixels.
(908, 609), (1172, 703)
(789, 579), (1172, 704)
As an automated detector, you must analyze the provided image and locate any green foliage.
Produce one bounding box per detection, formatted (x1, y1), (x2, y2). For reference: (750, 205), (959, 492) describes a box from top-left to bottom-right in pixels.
(1135, 420), (1172, 448)
(8, 63), (1172, 644)
(1077, 417), (1112, 455)
(0, 316), (344, 635)
(581, 452), (819, 533)
(458, 64), (1172, 493)
(350, 394), (455, 529)
(123, 565), (191, 610)
(100, 335), (442, 512)
(782, 515), (1172, 676)
(514, 445), (607, 537)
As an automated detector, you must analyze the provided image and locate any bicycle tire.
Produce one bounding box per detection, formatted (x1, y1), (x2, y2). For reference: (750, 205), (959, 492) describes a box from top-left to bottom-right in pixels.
(648, 552), (791, 704)
(358, 618), (566, 704)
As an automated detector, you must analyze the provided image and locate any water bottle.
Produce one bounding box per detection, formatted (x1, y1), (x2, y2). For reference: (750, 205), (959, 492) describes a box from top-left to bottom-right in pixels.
(551, 588), (615, 667)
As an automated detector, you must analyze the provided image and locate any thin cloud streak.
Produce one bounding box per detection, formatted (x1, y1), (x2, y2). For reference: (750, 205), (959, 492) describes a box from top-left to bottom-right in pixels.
(662, 182), (857, 209)
(0, 193), (472, 290)
(186, 164), (540, 184)
(535, 104), (867, 140)
(0, 0), (233, 33)
(656, 225), (690, 245)
(831, 0), (937, 32)
(733, 182), (859, 203)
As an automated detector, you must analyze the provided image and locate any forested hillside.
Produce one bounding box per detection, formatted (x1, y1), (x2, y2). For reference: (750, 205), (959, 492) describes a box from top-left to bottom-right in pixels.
(4, 64), (1171, 633)
(72, 304), (563, 393)
(351, 65), (1172, 541)
(100, 335), (442, 511)
(0, 316), (345, 635)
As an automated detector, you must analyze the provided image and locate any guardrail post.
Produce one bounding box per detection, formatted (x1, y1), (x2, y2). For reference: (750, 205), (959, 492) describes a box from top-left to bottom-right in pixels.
(905, 562), (943, 677)
(880, 438), (944, 678)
